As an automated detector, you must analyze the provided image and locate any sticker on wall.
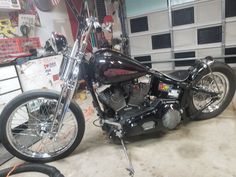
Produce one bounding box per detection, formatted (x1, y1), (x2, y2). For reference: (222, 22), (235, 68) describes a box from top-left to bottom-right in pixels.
(53, 74), (60, 81)
(18, 14), (35, 37)
(44, 61), (57, 76)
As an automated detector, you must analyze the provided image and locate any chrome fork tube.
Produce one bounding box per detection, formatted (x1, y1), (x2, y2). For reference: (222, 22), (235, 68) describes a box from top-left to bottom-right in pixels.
(51, 23), (93, 135)
(56, 82), (77, 132)
(60, 39), (79, 81)
(51, 62), (80, 134)
(50, 39), (80, 134)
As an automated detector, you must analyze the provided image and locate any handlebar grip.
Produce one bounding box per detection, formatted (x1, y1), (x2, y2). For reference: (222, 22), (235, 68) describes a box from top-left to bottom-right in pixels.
(93, 21), (101, 29)
(96, 27), (102, 33)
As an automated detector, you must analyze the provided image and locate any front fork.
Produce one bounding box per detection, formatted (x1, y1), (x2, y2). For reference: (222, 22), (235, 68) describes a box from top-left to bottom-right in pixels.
(50, 20), (93, 135)
(51, 64), (80, 135)
(50, 40), (81, 134)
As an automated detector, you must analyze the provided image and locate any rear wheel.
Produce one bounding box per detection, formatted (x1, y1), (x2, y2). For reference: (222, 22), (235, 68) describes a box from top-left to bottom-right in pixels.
(0, 90), (85, 162)
(189, 62), (236, 120)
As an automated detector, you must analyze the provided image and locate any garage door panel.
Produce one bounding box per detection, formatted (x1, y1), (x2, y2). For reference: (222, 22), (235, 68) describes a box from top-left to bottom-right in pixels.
(130, 35), (152, 55)
(151, 53), (173, 71)
(173, 28), (196, 49)
(149, 11), (169, 32)
(196, 0), (221, 25)
(197, 47), (222, 58)
(226, 22), (236, 46)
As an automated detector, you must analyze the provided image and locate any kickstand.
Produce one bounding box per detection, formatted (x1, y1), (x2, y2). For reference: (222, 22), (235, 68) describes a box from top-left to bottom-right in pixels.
(120, 138), (135, 176)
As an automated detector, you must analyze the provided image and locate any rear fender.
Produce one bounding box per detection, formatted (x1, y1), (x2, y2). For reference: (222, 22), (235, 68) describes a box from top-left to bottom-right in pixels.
(188, 57), (214, 81)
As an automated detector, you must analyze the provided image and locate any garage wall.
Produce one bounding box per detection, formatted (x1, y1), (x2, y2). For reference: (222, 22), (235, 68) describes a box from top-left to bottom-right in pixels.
(126, 0), (236, 71)
(35, 1), (74, 45)
(0, 1), (73, 45)
(0, 2), (73, 109)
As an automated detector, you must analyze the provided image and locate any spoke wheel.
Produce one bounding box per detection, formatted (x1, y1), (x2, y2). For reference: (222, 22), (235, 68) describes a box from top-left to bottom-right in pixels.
(0, 90), (85, 162)
(189, 62), (236, 120)
(193, 72), (229, 113)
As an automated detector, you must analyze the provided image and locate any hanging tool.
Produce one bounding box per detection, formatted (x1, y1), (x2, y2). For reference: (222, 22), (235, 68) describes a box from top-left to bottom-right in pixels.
(20, 25), (30, 38)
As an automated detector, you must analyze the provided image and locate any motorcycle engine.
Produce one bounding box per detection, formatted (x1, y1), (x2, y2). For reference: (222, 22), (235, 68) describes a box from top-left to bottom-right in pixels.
(98, 87), (126, 111)
(97, 78), (182, 137)
(125, 82), (150, 107)
(97, 79), (150, 112)
(161, 102), (181, 130)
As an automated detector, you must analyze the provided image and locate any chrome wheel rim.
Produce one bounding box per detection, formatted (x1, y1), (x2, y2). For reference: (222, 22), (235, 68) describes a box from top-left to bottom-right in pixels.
(193, 72), (229, 113)
(6, 97), (78, 159)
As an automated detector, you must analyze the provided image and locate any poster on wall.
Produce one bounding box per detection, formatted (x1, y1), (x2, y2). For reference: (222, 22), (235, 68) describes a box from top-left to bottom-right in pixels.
(9, 0), (41, 27)
(0, 19), (18, 38)
(18, 14), (35, 37)
(17, 55), (63, 92)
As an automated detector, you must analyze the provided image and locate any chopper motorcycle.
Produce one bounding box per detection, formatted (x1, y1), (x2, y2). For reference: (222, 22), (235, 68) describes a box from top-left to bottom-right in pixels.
(0, 17), (235, 176)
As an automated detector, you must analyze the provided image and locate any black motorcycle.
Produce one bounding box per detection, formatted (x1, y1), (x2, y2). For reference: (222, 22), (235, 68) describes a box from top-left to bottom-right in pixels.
(0, 17), (235, 176)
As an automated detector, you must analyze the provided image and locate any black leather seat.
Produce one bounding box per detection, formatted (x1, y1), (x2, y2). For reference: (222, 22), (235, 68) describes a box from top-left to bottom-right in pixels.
(162, 70), (190, 82)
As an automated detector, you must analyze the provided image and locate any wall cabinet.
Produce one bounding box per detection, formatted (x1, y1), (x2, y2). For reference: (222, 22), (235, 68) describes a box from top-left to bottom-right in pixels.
(0, 65), (22, 112)
(0, 55), (62, 113)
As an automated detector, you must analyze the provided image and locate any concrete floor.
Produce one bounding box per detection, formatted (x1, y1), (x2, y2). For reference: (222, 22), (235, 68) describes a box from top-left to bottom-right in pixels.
(1, 95), (236, 177)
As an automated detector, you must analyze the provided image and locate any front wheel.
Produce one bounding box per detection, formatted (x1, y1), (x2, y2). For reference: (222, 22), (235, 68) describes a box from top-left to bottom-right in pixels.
(0, 90), (85, 163)
(189, 62), (236, 120)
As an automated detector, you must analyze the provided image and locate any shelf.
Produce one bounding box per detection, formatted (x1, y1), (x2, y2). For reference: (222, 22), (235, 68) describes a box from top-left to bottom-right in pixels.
(0, 0), (21, 12)
(0, 7), (20, 12)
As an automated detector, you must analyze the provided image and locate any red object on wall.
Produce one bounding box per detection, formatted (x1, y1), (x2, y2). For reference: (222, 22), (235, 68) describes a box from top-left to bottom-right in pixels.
(103, 15), (114, 24)
(65, 0), (93, 52)
(0, 37), (41, 61)
(65, 0), (82, 41)
(53, 74), (60, 81)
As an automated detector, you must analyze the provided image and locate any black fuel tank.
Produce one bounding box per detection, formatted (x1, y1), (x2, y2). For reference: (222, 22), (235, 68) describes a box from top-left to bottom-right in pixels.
(89, 49), (149, 84)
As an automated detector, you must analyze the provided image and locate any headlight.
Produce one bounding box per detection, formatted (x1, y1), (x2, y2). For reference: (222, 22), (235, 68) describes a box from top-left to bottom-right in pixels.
(50, 32), (68, 52)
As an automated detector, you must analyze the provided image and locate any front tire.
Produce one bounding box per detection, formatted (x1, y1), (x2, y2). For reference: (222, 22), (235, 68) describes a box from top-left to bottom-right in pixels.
(0, 90), (85, 163)
(189, 62), (236, 120)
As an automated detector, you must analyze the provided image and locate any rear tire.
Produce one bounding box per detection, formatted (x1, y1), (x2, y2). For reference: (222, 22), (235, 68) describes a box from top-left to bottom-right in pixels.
(189, 62), (236, 120)
(0, 90), (85, 163)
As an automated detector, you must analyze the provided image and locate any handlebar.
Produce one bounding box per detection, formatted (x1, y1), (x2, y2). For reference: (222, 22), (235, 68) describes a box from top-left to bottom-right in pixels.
(76, 17), (101, 56)
(86, 17), (101, 30)
(66, 17), (101, 61)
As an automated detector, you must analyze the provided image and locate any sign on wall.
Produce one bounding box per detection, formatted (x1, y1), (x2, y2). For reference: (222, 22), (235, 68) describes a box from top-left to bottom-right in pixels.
(17, 55), (63, 92)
